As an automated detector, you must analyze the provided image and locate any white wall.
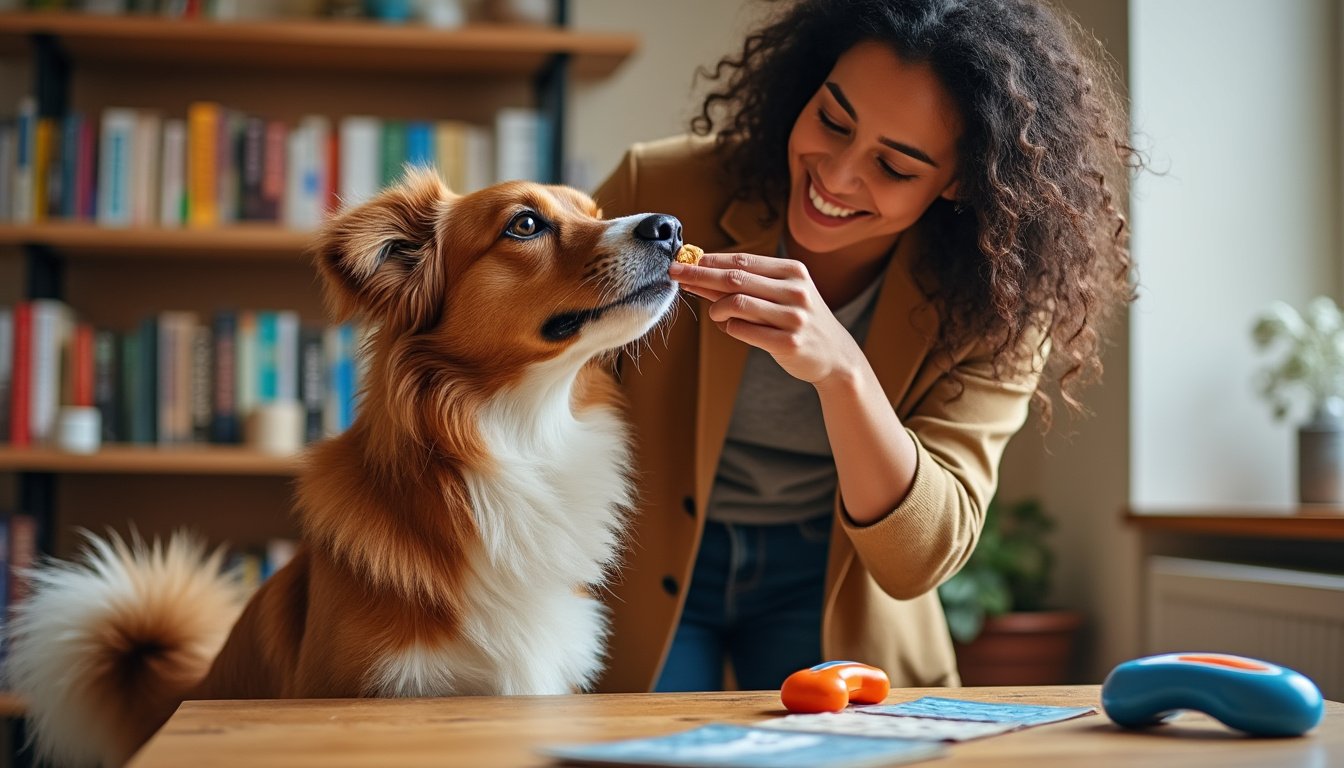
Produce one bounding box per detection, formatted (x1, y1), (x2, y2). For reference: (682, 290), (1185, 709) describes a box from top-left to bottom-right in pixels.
(1129, 0), (1339, 509)
(567, 0), (770, 192)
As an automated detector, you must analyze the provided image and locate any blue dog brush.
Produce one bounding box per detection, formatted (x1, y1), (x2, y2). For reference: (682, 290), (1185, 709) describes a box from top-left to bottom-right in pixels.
(1101, 652), (1324, 737)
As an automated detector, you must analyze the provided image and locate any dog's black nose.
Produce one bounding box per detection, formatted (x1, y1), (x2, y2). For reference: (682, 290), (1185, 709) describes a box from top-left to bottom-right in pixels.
(634, 214), (683, 249)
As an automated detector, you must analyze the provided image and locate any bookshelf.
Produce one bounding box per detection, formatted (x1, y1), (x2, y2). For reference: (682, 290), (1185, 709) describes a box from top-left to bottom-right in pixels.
(0, 444), (302, 476)
(0, 222), (313, 259)
(0, 0), (636, 689)
(0, 5), (638, 734)
(0, 12), (637, 78)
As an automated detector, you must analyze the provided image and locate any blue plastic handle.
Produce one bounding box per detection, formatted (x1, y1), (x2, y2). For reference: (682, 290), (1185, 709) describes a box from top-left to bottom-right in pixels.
(1101, 652), (1324, 737)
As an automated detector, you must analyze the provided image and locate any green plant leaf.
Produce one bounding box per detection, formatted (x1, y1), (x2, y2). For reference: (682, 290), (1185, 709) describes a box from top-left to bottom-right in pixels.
(944, 604), (984, 644)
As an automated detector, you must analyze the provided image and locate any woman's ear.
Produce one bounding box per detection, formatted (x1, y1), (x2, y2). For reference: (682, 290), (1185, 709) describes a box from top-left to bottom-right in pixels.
(314, 167), (452, 333)
(939, 180), (960, 203)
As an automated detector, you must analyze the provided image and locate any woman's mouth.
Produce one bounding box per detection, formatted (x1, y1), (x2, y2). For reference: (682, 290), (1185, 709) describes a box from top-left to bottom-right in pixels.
(802, 175), (868, 227)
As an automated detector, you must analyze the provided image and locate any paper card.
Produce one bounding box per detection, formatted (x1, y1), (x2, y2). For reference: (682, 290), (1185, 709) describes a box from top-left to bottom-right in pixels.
(540, 723), (946, 768)
(755, 710), (1016, 742)
(859, 696), (1097, 727)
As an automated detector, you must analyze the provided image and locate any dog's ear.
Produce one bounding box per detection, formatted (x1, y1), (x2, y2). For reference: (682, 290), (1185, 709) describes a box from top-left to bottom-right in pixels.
(313, 167), (450, 334)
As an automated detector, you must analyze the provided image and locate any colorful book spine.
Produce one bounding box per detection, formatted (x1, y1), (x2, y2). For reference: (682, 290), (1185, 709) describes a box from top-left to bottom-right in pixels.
(131, 111), (162, 227)
(13, 96), (35, 224)
(0, 307), (11, 442)
(160, 117), (187, 227)
(191, 321), (212, 443)
(187, 101), (220, 227)
(8, 513), (38, 607)
(97, 108), (138, 227)
(211, 310), (239, 443)
(8, 303), (30, 445)
(29, 299), (71, 445)
(299, 326), (324, 443)
(93, 328), (120, 442)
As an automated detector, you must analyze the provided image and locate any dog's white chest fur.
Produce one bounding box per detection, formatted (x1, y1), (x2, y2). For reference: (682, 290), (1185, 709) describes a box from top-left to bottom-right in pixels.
(369, 362), (633, 697)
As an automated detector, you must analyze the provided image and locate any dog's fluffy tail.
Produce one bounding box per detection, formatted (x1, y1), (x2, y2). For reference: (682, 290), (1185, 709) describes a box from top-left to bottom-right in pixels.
(5, 530), (244, 767)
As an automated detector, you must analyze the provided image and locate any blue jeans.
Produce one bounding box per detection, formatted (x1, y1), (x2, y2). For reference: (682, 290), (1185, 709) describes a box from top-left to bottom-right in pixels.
(654, 515), (831, 692)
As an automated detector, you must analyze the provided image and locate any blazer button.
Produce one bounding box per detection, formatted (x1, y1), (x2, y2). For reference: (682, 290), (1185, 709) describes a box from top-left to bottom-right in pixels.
(661, 576), (679, 596)
(682, 496), (696, 517)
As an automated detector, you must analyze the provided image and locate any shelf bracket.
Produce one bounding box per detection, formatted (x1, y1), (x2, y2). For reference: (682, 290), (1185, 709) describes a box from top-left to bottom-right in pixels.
(32, 33), (70, 119)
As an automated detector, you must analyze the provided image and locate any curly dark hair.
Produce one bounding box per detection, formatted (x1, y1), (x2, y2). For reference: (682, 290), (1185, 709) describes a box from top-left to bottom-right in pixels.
(692, 0), (1139, 426)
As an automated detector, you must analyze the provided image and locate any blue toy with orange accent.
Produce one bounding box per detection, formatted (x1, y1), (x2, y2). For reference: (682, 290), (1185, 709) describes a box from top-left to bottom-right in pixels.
(1101, 652), (1324, 737)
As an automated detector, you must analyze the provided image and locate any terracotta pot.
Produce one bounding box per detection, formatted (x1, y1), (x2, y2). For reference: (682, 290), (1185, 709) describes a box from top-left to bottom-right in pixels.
(953, 610), (1083, 686)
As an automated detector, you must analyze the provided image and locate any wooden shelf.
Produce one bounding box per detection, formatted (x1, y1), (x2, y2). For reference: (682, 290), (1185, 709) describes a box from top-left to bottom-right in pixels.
(0, 222), (315, 259)
(0, 444), (303, 475)
(0, 12), (638, 78)
(1125, 508), (1344, 541)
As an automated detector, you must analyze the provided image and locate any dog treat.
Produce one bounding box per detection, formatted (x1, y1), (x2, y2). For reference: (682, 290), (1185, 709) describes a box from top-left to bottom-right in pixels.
(675, 243), (704, 265)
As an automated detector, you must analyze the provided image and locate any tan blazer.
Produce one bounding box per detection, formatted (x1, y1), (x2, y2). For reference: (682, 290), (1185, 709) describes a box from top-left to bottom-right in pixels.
(591, 135), (1042, 693)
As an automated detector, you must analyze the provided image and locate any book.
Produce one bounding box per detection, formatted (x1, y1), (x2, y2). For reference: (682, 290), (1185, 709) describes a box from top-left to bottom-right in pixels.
(191, 322), (212, 443)
(495, 107), (540, 183)
(187, 101), (221, 227)
(131, 110), (162, 226)
(299, 326), (324, 443)
(8, 513), (38, 607)
(29, 299), (72, 445)
(338, 115), (381, 209)
(97, 108), (138, 227)
(160, 117), (187, 227)
(0, 307), (11, 442)
(379, 119), (407, 187)
(8, 302), (31, 446)
(93, 328), (120, 442)
(13, 96), (35, 224)
(211, 310), (240, 443)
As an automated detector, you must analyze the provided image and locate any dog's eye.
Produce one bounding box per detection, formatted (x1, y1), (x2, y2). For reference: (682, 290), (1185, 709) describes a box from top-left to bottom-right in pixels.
(505, 212), (547, 240)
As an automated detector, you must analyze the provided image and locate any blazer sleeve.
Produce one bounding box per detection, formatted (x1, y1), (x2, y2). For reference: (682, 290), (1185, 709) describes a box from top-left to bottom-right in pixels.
(839, 333), (1049, 600)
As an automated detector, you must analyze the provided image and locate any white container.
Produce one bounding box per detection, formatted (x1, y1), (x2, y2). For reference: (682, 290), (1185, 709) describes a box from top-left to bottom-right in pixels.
(246, 400), (305, 456)
(57, 406), (102, 455)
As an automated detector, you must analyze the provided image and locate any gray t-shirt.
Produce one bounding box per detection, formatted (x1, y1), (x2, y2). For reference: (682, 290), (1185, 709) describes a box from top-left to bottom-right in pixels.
(706, 261), (886, 525)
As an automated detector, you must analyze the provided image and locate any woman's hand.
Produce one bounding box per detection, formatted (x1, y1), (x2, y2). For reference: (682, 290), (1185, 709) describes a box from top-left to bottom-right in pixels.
(669, 252), (861, 386)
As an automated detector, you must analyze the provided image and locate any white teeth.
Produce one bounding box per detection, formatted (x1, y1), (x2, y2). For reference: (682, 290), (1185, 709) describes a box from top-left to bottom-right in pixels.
(808, 183), (859, 218)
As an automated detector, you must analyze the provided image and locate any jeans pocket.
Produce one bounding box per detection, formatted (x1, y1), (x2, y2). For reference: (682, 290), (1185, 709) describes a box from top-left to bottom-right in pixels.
(795, 514), (833, 544)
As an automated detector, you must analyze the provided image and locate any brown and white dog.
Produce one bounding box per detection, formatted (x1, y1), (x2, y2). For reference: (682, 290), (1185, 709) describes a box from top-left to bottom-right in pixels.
(4, 169), (685, 767)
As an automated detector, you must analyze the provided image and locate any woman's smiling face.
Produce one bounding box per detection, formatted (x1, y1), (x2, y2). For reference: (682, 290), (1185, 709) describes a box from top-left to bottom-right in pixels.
(786, 41), (964, 261)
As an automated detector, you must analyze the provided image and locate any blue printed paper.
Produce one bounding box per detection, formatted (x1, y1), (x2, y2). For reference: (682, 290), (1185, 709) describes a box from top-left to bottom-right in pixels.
(541, 723), (945, 768)
(861, 696), (1096, 727)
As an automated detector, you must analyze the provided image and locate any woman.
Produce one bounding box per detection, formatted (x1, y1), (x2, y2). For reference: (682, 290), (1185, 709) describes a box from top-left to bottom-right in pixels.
(592, 0), (1137, 693)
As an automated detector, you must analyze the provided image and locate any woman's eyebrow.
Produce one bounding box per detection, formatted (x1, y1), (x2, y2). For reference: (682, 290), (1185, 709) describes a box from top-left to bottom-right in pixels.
(824, 81), (940, 169)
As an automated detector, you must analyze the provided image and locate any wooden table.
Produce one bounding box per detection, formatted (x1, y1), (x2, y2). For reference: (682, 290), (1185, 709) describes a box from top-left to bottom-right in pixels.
(131, 685), (1342, 767)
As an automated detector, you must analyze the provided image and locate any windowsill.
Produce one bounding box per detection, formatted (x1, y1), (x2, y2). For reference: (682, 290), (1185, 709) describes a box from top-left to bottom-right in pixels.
(1124, 507), (1344, 541)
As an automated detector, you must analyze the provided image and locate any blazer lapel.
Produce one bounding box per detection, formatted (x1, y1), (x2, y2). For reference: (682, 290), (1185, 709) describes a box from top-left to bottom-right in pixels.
(692, 198), (783, 512)
(861, 221), (939, 412)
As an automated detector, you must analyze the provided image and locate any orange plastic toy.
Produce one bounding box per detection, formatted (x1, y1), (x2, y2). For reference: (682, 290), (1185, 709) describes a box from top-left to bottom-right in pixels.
(780, 661), (891, 714)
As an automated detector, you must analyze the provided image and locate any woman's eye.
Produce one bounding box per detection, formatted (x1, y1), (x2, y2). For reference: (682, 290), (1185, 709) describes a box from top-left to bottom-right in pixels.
(506, 212), (545, 239)
(878, 159), (914, 181)
(818, 108), (849, 135)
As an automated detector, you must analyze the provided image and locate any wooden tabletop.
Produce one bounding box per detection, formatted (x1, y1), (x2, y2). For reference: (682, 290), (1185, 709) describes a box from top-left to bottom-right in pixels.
(130, 685), (1342, 767)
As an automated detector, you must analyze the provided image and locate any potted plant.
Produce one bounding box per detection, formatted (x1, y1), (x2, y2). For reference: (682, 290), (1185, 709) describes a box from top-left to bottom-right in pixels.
(937, 497), (1083, 686)
(1251, 295), (1344, 505)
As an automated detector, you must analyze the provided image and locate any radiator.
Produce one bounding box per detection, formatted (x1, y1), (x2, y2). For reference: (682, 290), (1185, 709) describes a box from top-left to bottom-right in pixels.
(1146, 556), (1344, 700)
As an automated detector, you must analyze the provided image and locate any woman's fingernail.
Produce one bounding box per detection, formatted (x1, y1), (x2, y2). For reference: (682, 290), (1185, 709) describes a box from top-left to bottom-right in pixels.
(669, 261), (685, 275)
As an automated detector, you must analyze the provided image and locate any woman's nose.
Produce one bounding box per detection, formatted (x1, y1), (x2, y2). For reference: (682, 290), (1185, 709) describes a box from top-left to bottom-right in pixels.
(817, 152), (863, 195)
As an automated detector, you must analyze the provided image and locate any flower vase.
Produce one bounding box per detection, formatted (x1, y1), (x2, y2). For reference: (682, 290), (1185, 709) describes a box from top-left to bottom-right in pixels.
(1297, 397), (1344, 505)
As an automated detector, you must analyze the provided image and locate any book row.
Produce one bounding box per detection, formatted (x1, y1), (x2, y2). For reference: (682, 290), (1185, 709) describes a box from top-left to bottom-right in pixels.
(0, 300), (368, 448)
(0, 97), (549, 230)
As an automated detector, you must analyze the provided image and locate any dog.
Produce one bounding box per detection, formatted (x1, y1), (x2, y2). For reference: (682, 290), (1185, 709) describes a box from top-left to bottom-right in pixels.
(4, 168), (685, 766)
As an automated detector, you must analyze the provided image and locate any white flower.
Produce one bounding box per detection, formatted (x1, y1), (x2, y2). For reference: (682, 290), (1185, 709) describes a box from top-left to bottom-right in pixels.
(1251, 295), (1344, 422)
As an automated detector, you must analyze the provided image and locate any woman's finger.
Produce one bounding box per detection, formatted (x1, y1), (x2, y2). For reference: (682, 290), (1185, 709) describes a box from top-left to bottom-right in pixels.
(706, 293), (807, 331)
